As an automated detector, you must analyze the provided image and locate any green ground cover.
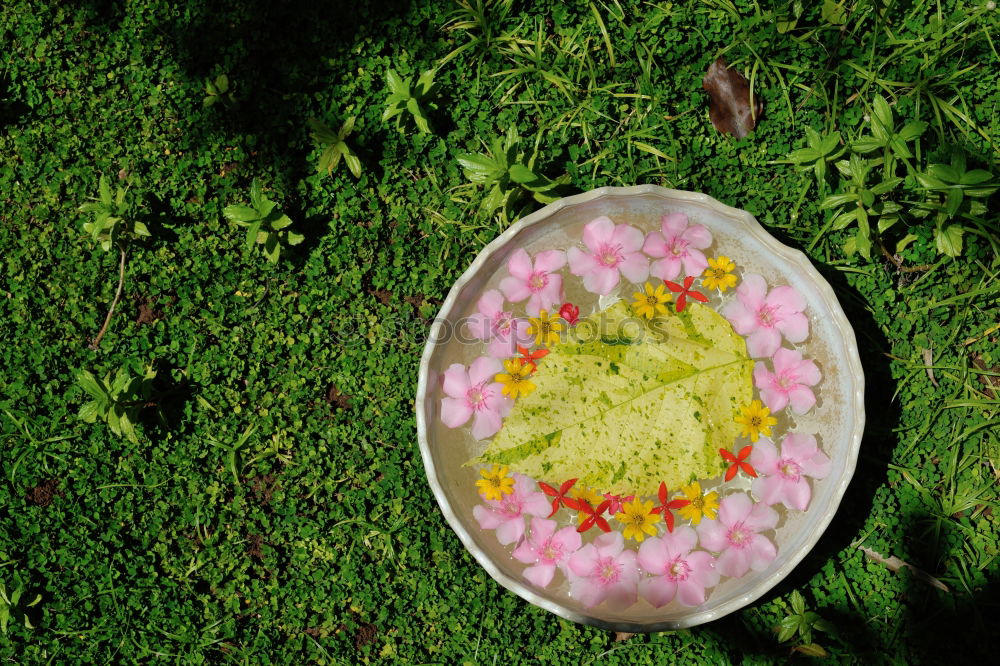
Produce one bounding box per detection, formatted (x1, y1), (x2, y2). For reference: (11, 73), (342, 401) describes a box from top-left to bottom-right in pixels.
(1, 0), (998, 662)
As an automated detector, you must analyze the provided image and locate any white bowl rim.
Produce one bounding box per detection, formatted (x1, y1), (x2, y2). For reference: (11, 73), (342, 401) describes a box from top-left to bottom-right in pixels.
(414, 185), (866, 632)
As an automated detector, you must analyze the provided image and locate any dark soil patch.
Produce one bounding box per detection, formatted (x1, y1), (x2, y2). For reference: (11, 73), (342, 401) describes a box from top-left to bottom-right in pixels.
(247, 533), (265, 560)
(135, 293), (171, 325)
(369, 288), (392, 305)
(354, 623), (378, 650)
(326, 384), (351, 410)
(26, 478), (64, 507)
(971, 353), (999, 399)
(250, 474), (277, 505)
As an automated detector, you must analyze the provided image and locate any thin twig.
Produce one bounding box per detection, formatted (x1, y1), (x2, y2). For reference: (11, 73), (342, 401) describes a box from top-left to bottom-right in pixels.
(89, 247), (126, 350)
(876, 234), (934, 273)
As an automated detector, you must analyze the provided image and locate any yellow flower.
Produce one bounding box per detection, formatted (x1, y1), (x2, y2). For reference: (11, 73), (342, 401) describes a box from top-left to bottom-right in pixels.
(734, 399), (777, 442)
(676, 481), (719, 525)
(526, 309), (564, 347)
(571, 485), (604, 526)
(631, 282), (672, 319)
(702, 255), (738, 292)
(495, 358), (536, 399)
(616, 499), (658, 542)
(475, 464), (515, 501)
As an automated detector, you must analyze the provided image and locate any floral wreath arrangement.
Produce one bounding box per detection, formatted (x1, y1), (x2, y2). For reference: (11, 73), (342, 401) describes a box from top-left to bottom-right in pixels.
(439, 213), (831, 611)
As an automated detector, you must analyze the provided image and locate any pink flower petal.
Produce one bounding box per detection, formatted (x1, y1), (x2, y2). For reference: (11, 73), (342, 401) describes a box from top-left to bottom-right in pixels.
(680, 250), (709, 278)
(568, 544), (599, 578)
(749, 437), (780, 473)
(499, 275), (532, 303)
(696, 520), (728, 552)
(682, 224), (713, 249)
(637, 538), (670, 574)
(440, 397), (473, 428)
(780, 433), (817, 460)
(664, 525), (698, 556)
(469, 356), (503, 386)
(524, 563), (557, 588)
(722, 300), (758, 335)
(465, 313), (491, 340)
(611, 223), (645, 253)
(495, 517), (526, 545)
(471, 408), (503, 439)
(478, 289), (505, 317)
(522, 491), (553, 518)
(676, 578), (707, 607)
(765, 285), (806, 314)
(487, 335), (518, 359)
(534, 249), (567, 273)
(583, 265), (621, 295)
(686, 551), (720, 588)
(583, 216), (616, 250)
(511, 473), (535, 496)
(473, 504), (504, 530)
(649, 255), (682, 281)
(551, 526), (582, 554)
(618, 252), (650, 284)
(529, 517), (556, 545)
(753, 362), (772, 388)
(639, 576), (677, 608)
(781, 477), (812, 511)
(605, 556), (639, 609)
(569, 574), (606, 608)
(770, 348), (800, 374)
(567, 246), (597, 275)
(786, 386), (816, 414)
(736, 273), (768, 311)
(746, 327), (782, 358)
(749, 534), (777, 570)
(661, 212), (689, 237)
(442, 363), (471, 398)
(507, 248), (533, 281)
(801, 450), (832, 480)
(512, 538), (536, 564)
(752, 475), (784, 506)
(717, 547), (751, 578)
(776, 312), (809, 343)
(743, 502), (779, 533)
(797, 359), (822, 386)
(642, 230), (669, 258)
(719, 492), (754, 526)
(760, 387), (790, 413)
(593, 531), (625, 557)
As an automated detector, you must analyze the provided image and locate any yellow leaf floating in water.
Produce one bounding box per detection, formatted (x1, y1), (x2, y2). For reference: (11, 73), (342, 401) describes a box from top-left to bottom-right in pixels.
(473, 301), (753, 496)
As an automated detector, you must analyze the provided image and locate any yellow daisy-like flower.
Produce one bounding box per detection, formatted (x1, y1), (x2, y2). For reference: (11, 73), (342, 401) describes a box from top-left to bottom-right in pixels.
(631, 282), (672, 319)
(526, 309), (564, 347)
(495, 358), (536, 400)
(734, 399), (777, 442)
(676, 481), (719, 525)
(571, 485), (604, 526)
(616, 499), (658, 542)
(475, 464), (515, 501)
(702, 255), (738, 293)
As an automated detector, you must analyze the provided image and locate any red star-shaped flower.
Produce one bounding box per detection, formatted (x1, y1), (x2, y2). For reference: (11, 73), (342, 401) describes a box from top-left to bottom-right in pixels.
(720, 445), (757, 482)
(648, 481), (691, 532)
(516, 345), (550, 373)
(558, 302), (580, 325)
(537, 478), (582, 517)
(577, 499), (612, 533)
(663, 276), (709, 313)
(601, 492), (635, 515)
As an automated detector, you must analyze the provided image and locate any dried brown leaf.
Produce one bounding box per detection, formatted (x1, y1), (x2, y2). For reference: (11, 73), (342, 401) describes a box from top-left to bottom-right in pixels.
(702, 57), (762, 138)
(922, 348), (939, 388)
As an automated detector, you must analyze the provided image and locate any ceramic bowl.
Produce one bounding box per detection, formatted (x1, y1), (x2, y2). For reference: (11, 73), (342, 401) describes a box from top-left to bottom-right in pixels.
(415, 185), (864, 631)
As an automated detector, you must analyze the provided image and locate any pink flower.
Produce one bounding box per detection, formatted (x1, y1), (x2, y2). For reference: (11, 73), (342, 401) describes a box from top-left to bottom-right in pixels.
(753, 348), (822, 414)
(566, 531), (640, 609)
(512, 517), (583, 588)
(499, 248), (567, 317)
(643, 212), (713, 281)
(637, 526), (720, 607)
(440, 357), (512, 439)
(722, 274), (809, 358)
(749, 434), (832, 511)
(567, 216), (649, 295)
(473, 473), (550, 545)
(466, 289), (532, 358)
(696, 493), (778, 578)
